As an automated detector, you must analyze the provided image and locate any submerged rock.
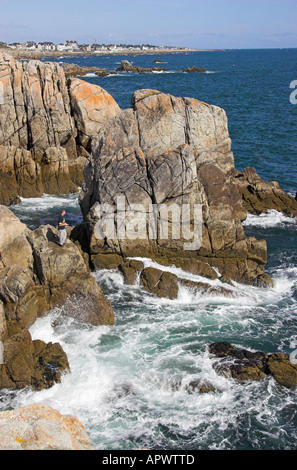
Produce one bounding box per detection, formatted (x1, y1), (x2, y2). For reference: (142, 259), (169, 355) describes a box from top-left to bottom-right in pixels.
(209, 342), (297, 388)
(116, 59), (167, 73)
(185, 379), (216, 394)
(140, 267), (179, 300)
(61, 62), (107, 77)
(0, 404), (93, 450)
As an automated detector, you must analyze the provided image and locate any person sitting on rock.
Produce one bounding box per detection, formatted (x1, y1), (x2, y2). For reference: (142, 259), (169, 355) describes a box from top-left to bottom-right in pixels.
(58, 209), (69, 246)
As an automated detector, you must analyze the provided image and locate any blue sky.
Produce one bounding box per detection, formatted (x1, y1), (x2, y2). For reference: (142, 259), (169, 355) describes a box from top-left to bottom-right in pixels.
(1, 0), (297, 49)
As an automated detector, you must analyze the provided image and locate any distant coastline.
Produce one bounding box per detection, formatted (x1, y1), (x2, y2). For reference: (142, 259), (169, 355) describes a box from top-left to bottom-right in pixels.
(4, 47), (215, 60)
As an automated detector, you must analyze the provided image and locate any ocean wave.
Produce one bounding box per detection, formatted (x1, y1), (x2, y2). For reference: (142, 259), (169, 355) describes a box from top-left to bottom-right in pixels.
(96, 256), (295, 309)
(243, 210), (297, 228)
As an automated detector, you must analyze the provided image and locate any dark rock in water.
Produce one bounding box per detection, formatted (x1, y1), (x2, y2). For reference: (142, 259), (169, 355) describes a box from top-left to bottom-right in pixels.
(186, 379), (216, 394)
(0, 329), (70, 391)
(183, 66), (207, 73)
(119, 259), (144, 285)
(116, 60), (167, 73)
(108, 382), (135, 401)
(140, 267), (179, 300)
(209, 342), (297, 388)
(61, 62), (107, 77)
(266, 354), (297, 389)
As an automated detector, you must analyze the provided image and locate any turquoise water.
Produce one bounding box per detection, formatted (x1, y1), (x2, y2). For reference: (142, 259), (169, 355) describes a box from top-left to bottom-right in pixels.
(3, 50), (297, 450)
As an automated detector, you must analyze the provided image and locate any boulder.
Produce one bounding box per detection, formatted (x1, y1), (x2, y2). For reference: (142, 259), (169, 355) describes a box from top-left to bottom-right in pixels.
(26, 224), (114, 326)
(0, 205), (29, 251)
(0, 404), (93, 450)
(185, 380), (216, 394)
(140, 267), (179, 299)
(68, 78), (121, 152)
(118, 259), (144, 285)
(61, 62), (107, 77)
(209, 342), (297, 388)
(266, 354), (297, 389)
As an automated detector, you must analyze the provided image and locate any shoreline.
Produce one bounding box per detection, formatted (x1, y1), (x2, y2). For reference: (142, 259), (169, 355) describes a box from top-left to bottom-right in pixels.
(3, 47), (214, 60)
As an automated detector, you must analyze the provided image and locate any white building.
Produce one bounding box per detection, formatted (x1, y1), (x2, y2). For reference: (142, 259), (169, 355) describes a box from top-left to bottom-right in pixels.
(64, 40), (80, 51)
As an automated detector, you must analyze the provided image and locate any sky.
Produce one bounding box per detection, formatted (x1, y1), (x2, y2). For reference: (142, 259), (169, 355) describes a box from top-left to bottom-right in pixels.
(1, 0), (297, 49)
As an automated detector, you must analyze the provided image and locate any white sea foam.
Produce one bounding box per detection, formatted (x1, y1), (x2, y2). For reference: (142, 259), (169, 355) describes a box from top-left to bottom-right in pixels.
(2, 250), (295, 450)
(243, 210), (297, 228)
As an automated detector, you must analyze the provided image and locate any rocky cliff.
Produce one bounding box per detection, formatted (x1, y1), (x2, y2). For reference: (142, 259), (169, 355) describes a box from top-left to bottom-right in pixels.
(1, 54), (296, 289)
(0, 53), (120, 205)
(78, 89), (277, 288)
(0, 205), (114, 391)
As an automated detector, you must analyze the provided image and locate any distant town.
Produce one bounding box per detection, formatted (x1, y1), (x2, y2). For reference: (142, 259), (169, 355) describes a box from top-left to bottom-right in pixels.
(2, 39), (194, 54)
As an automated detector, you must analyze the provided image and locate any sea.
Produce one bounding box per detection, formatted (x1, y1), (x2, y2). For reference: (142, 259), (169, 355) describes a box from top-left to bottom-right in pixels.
(2, 49), (297, 451)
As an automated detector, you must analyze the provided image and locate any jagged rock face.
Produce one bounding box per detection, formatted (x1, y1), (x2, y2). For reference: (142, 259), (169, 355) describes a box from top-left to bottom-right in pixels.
(0, 205), (114, 391)
(68, 77), (121, 152)
(0, 55), (75, 155)
(0, 54), (120, 204)
(79, 89), (271, 287)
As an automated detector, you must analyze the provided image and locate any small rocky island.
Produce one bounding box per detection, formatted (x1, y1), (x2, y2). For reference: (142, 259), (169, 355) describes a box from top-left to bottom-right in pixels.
(116, 59), (168, 73)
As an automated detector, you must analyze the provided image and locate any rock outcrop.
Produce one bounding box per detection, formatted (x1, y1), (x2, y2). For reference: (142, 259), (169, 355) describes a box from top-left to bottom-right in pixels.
(78, 88), (273, 288)
(1, 54), (296, 291)
(0, 205), (114, 391)
(116, 60), (167, 73)
(232, 167), (297, 218)
(0, 53), (120, 204)
(61, 62), (108, 77)
(0, 404), (93, 450)
(209, 342), (297, 388)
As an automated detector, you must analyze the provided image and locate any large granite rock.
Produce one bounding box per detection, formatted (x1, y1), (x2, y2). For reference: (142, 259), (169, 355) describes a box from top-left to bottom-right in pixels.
(68, 78), (120, 152)
(0, 404), (93, 450)
(0, 53), (119, 204)
(0, 205), (114, 391)
(79, 89), (272, 288)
